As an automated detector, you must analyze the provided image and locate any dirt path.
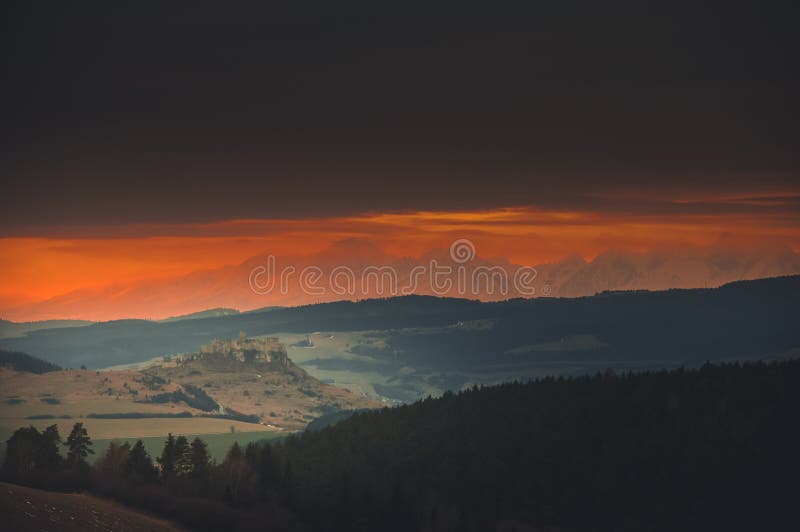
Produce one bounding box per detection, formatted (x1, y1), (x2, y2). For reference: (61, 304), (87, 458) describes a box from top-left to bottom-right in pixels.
(0, 482), (184, 531)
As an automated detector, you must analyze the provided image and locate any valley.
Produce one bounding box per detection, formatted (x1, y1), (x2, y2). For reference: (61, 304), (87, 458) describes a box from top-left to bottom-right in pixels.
(0, 336), (378, 457)
(2, 275), (798, 405)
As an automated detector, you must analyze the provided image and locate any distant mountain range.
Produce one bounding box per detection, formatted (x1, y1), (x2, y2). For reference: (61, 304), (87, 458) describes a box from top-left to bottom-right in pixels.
(540, 246), (800, 297)
(3, 240), (798, 321)
(1, 276), (797, 380)
(158, 308), (241, 322)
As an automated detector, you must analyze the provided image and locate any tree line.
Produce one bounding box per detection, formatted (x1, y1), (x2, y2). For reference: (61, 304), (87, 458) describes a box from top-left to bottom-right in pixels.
(3, 358), (800, 531)
(3, 422), (92, 478)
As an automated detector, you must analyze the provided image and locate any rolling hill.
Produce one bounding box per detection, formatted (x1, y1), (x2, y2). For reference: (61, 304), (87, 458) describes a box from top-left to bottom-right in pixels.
(0, 336), (378, 444)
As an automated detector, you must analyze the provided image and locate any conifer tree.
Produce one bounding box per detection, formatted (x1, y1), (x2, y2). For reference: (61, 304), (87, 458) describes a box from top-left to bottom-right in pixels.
(157, 433), (177, 478)
(174, 435), (191, 475)
(126, 440), (157, 482)
(65, 422), (93, 468)
(190, 437), (211, 477)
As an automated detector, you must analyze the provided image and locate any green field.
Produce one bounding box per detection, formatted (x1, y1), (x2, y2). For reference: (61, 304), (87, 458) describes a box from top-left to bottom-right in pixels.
(0, 427), (286, 464)
(89, 430), (285, 463)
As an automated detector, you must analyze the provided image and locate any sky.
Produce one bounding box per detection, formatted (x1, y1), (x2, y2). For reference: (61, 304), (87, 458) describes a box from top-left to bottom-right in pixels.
(1, 2), (798, 318)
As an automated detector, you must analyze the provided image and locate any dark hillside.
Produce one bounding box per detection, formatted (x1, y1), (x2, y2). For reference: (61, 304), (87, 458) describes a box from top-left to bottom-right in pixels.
(267, 359), (800, 531)
(0, 350), (61, 373)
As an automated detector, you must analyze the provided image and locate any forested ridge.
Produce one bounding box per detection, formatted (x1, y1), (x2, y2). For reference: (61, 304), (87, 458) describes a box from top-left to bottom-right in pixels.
(3, 359), (800, 531)
(3, 275), (797, 370)
(272, 359), (800, 530)
(0, 349), (61, 373)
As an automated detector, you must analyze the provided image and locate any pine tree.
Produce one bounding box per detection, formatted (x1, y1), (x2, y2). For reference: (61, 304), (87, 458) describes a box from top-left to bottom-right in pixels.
(259, 444), (278, 491)
(65, 422), (93, 468)
(190, 437), (211, 477)
(223, 441), (246, 504)
(226, 441), (243, 462)
(37, 424), (63, 471)
(126, 440), (157, 482)
(94, 441), (131, 477)
(174, 435), (192, 475)
(281, 458), (295, 506)
(157, 433), (177, 478)
(3, 426), (46, 478)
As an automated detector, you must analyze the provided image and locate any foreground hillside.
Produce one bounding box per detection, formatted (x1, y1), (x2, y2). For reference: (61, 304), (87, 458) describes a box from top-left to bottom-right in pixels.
(0, 337), (377, 444)
(0, 482), (183, 531)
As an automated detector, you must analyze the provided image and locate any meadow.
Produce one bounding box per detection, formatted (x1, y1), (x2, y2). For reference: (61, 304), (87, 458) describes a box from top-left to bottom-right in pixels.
(89, 429), (283, 463)
(0, 417), (283, 465)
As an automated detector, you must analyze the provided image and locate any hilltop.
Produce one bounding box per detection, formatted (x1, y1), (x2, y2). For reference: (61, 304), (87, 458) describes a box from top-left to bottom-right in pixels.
(143, 336), (376, 429)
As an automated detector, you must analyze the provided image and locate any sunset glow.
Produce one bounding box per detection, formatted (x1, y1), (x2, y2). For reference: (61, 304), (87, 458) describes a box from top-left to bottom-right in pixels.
(3, 195), (799, 321)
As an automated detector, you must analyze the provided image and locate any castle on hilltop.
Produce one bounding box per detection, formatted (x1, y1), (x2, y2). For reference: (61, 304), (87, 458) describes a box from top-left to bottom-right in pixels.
(196, 335), (289, 367)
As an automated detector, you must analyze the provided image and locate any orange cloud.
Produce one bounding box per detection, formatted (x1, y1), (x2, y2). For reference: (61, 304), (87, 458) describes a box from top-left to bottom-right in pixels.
(1, 202), (799, 319)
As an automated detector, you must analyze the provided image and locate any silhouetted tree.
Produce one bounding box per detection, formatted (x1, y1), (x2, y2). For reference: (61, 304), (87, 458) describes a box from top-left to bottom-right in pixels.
(38, 424), (62, 470)
(190, 437), (211, 478)
(2, 424), (62, 481)
(94, 441), (130, 477)
(157, 433), (177, 478)
(227, 441), (243, 462)
(222, 441), (248, 504)
(258, 444), (278, 492)
(125, 440), (157, 482)
(65, 422), (93, 468)
(281, 458), (295, 507)
(174, 435), (191, 475)
(3, 427), (41, 478)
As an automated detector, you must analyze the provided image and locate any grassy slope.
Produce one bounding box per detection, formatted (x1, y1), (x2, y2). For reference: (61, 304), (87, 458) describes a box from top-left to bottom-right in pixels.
(0, 338), (378, 453)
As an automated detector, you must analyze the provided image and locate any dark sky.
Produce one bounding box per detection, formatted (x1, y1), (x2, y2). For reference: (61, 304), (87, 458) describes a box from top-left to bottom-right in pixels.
(2, 2), (798, 231)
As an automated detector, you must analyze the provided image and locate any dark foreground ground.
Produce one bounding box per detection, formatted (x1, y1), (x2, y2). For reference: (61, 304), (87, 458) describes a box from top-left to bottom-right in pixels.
(0, 481), (183, 532)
